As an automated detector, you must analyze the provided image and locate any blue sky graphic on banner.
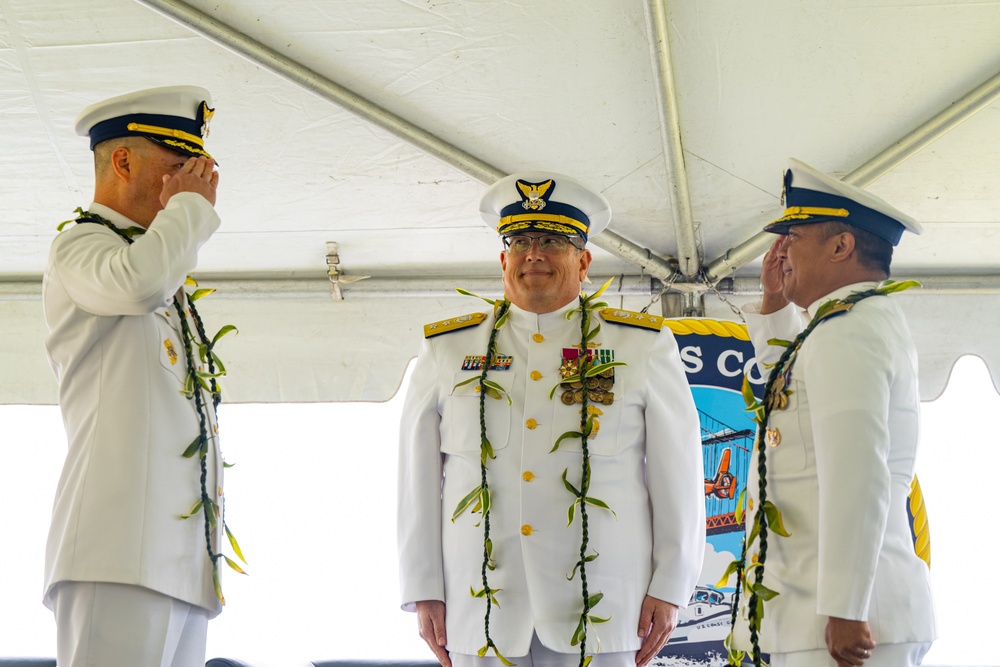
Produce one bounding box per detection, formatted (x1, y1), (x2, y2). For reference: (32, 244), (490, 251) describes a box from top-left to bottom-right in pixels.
(655, 319), (764, 666)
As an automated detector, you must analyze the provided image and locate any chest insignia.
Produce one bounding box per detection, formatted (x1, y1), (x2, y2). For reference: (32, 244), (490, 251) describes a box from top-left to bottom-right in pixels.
(461, 354), (513, 371)
(164, 338), (179, 365)
(557, 347), (616, 406)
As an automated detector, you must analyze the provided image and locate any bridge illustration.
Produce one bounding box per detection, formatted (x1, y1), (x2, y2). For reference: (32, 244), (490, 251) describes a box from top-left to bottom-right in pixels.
(700, 408), (753, 535)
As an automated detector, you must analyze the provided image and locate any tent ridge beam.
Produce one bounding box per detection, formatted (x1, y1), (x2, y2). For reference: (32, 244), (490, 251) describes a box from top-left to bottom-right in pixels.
(132, 0), (506, 184)
(644, 0), (700, 277)
(5, 274), (1000, 301)
(703, 66), (1000, 283)
(132, 0), (680, 283)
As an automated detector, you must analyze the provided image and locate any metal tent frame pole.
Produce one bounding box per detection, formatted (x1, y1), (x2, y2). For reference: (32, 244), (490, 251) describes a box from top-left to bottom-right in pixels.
(131, 0), (680, 282)
(8, 274), (1000, 301)
(644, 0), (700, 277)
(704, 67), (1000, 283)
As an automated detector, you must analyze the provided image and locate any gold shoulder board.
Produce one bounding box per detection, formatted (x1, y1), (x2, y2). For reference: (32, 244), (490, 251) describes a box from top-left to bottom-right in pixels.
(598, 308), (664, 331)
(424, 312), (488, 338)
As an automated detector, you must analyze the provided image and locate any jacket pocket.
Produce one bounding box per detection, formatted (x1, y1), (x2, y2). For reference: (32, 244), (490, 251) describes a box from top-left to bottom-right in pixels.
(765, 377), (807, 473)
(552, 376), (625, 457)
(154, 306), (189, 387)
(443, 371), (514, 454)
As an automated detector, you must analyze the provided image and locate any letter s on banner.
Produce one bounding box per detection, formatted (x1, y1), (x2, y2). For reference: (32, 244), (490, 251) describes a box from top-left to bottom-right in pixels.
(680, 346), (703, 374)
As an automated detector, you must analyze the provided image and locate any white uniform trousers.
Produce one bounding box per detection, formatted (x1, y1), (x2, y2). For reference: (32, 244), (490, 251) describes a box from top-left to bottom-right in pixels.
(451, 633), (635, 667)
(772, 642), (932, 667)
(53, 581), (209, 667)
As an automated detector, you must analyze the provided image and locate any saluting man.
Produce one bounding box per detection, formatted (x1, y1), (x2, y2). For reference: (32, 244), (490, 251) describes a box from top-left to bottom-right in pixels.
(42, 86), (226, 666)
(398, 172), (705, 667)
(731, 159), (936, 667)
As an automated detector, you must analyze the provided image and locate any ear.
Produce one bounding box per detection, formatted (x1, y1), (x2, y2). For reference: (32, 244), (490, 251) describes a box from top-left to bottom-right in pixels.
(110, 146), (134, 183)
(829, 231), (856, 264)
(578, 249), (592, 281)
(500, 250), (508, 273)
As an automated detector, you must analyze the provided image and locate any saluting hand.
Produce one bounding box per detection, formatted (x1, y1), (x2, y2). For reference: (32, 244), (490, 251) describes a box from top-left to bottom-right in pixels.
(160, 156), (219, 208)
(760, 235), (790, 314)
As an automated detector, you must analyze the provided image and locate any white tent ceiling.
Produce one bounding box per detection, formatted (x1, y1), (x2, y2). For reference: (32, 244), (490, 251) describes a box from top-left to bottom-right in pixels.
(2, 0), (1000, 404)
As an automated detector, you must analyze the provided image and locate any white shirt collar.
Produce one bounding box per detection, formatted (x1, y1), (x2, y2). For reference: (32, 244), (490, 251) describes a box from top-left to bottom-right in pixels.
(506, 297), (580, 334)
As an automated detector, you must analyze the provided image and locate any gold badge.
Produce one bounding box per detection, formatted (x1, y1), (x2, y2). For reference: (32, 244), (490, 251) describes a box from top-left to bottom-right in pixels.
(164, 339), (178, 365)
(766, 427), (781, 448)
(766, 375), (791, 411)
(200, 101), (215, 138)
(516, 178), (554, 211)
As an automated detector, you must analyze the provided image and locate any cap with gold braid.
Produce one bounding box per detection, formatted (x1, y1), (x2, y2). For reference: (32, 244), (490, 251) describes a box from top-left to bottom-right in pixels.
(764, 158), (921, 246)
(75, 85), (215, 160)
(480, 171), (611, 244)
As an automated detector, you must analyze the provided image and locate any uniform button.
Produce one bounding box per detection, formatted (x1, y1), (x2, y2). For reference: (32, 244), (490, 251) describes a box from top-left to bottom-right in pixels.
(522, 471), (535, 482)
(532, 333), (545, 343)
(530, 370), (542, 381)
(474, 386), (481, 392)
(521, 524), (533, 536)
(525, 418), (538, 429)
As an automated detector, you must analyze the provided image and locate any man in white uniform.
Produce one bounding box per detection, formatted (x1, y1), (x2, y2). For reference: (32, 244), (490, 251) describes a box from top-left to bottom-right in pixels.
(731, 159), (936, 666)
(42, 86), (225, 666)
(398, 172), (705, 667)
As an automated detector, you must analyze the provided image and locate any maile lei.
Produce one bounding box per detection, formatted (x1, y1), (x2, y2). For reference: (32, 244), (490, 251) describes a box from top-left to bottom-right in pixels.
(451, 277), (625, 667)
(58, 207), (247, 604)
(721, 279), (919, 666)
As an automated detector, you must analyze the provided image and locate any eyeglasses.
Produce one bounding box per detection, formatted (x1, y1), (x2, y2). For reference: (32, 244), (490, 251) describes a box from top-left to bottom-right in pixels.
(502, 234), (584, 254)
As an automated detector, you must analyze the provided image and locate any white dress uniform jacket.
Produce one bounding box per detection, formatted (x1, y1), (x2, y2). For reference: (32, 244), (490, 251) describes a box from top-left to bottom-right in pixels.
(735, 283), (936, 653)
(398, 300), (705, 657)
(42, 193), (224, 616)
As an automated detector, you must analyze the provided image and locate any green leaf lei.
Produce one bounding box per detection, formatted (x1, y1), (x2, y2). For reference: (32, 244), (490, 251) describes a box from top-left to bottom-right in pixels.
(722, 279), (919, 666)
(451, 277), (621, 667)
(60, 207), (247, 604)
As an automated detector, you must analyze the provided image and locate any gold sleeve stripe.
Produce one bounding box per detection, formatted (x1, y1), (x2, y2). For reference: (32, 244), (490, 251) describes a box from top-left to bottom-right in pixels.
(662, 318), (750, 341)
(424, 312), (488, 338)
(909, 475), (931, 568)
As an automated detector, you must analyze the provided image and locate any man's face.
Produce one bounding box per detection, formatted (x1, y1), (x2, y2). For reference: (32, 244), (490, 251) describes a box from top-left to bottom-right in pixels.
(500, 232), (592, 314)
(776, 223), (841, 307)
(125, 141), (191, 226)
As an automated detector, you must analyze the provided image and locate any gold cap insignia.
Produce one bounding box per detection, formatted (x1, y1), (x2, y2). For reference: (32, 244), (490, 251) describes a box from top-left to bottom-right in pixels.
(516, 179), (554, 212)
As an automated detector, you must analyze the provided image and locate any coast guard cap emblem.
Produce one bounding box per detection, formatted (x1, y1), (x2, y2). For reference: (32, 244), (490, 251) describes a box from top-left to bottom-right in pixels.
(200, 102), (215, 138)
(517, 179), (554, 212)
